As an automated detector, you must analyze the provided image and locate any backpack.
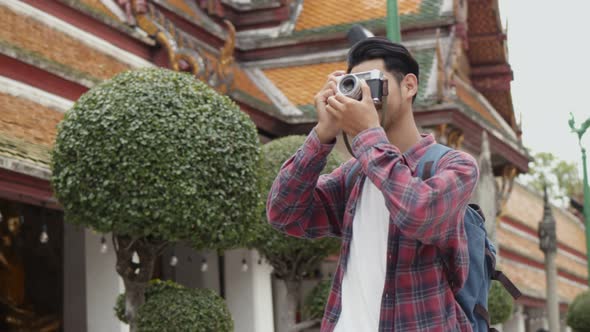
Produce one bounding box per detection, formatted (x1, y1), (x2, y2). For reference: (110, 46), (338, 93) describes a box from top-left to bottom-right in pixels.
(345, 144), (522, 332)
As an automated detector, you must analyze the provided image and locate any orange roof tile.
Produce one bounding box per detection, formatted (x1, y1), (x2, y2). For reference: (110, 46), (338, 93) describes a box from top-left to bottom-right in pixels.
(263, 62), (347, 107)
(0, 93), (63, 148)
(0, 5), (130, 81)
(295, 0), (422, 32)
(233, 67), (273, 104)
(79, 0), (120, 21)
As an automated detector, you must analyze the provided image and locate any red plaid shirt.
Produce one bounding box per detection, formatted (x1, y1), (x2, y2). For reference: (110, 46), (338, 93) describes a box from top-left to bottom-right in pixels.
(267, 127), (479, 331)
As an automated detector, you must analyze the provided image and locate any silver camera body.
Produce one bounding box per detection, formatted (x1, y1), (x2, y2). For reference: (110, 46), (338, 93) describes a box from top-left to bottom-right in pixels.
(336, 69), (388, 105)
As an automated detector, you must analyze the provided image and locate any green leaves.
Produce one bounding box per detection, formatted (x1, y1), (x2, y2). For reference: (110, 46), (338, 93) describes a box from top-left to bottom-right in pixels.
(249, 135), (343, 279)
(51, 68), (261, 249)
(488, 280), (513, 325)
(523, 151), (583, 206)
(567, 290), (590, 332)
(302, 279), (332, 320)
(115, 280), (233, 332)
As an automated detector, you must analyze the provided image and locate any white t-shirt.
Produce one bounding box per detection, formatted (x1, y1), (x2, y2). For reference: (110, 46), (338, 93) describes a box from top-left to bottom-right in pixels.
(334, 177), (390, 332)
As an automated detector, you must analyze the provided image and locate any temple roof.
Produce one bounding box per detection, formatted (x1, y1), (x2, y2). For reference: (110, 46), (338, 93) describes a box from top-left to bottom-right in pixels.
(293, 0), (452, 37)
(0, 134), (50, 170)
(0, 0), (527, 170)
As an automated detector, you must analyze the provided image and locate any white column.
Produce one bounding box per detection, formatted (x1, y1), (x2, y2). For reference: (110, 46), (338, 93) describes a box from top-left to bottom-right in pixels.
(84, 230), (128, 332)
(491, 324), (503, 332)
(503, 304), (526, 332)
(546, 251), (560, 332)
(224, 248), (275, 332)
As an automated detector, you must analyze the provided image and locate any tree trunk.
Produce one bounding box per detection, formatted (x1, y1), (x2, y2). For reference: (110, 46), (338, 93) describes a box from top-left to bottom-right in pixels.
(274, 278), (300, 332)
(114, 235), (163, 332)
(122, 279), (147, 332)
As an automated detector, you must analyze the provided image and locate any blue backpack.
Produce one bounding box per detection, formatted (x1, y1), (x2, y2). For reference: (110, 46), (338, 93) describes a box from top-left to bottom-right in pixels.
(345, 144), (521, 332)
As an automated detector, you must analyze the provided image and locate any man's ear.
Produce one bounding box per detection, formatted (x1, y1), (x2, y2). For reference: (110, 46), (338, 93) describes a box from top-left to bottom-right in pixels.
(402, 74), (418, 101)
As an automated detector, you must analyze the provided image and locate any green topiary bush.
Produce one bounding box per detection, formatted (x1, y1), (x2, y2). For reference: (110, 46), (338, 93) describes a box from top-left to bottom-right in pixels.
(251, 135), (342, 279)
(51, 68), (260, 249)
(488, 280), (513, 325)
(567, 290), (590, 332)
(52, 67), (261, 329)
(249, 135), (343, 331)
(114, 293), (128, 324)
(303, 279), (332, 320)
(115, 280), (233, 332)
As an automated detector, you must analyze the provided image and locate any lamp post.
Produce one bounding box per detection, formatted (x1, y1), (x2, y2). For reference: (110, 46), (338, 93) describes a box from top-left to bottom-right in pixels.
(568, 113), (590, 286)
(387, 0), (402, 42)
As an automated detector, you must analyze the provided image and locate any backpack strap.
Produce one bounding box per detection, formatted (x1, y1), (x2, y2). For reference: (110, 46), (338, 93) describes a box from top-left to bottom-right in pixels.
(474, 304), (500, 332)
(417, 144), (452, 180)
(492, 270), (522, 299)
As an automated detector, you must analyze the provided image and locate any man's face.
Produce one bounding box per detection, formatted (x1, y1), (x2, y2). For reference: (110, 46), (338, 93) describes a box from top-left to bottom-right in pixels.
(349, 59), (413, 129)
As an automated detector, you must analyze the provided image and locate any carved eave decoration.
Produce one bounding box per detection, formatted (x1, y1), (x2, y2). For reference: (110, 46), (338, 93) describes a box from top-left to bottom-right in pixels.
(466, 0), (516, 132)
(117, 0), (236, 94)
(197, 0), (300, 34)
(425, 26), (527, 185)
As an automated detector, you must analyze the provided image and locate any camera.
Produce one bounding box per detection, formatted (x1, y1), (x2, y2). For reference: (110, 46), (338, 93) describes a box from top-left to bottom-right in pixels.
(336, 69), (388, 105)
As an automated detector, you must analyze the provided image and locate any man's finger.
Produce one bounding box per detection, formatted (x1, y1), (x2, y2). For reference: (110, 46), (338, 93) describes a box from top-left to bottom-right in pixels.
(320, 88), (335, 103)
(334, 93), (352, 104)
(326, 71), (346, 86)
(328, 70), (346, 79)
(325, 105), (342, 119)
(327, 95), (344, 110)
(328, 81), (338, 93)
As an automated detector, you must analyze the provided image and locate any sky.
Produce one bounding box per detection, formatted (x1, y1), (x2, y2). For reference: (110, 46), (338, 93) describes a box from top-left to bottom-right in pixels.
(498, 0), (590, 174)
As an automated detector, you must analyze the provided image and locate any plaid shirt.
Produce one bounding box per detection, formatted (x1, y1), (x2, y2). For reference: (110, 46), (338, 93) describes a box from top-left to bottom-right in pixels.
(267, 127), (479, 331)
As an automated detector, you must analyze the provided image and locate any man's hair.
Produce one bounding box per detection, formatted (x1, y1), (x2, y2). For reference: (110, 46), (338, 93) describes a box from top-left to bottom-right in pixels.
(347, 37), (420, 102)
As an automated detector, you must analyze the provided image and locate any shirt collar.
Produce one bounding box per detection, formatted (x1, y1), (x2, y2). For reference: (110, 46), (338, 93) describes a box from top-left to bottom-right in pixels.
(402, 134), (437, 175)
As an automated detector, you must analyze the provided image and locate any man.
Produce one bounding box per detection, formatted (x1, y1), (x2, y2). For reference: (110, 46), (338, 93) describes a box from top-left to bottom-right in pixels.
(266, 37), (479, 331)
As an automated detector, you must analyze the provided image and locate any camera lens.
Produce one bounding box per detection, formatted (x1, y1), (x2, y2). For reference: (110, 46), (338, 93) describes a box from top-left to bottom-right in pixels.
(341, 77), (355, 93)
(337, 75), (362, 100)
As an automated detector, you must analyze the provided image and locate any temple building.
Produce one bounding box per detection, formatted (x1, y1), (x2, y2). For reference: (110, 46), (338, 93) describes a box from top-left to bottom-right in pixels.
(0, 0), (586, 331)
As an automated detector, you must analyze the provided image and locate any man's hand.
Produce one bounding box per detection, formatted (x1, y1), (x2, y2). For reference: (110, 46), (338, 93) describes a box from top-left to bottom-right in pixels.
(314, 70), (346, 143)
(325, 79), (380, 138)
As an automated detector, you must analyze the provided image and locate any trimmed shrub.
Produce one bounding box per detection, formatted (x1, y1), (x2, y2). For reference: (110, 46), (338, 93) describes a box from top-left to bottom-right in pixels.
(303, 279), (332, 320)
(51, 67), (261, 249)
(488, 280), (513, 325)
(251, 135), (342, 280)
(115, 280), (233, 332)
(567, 290), (590, 332)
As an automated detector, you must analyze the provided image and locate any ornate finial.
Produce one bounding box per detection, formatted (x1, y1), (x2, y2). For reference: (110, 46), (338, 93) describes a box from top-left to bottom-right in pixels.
(569, 112), (590, 142)
(539, 183), (557, 253)
(447, 128), (464, 150)
(543, 183), (549, 205)
(119, 0), (234, 93)
(435, 29), (445, 103)
(199, 0), (225, 17)
(116, 0), (147, 25)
